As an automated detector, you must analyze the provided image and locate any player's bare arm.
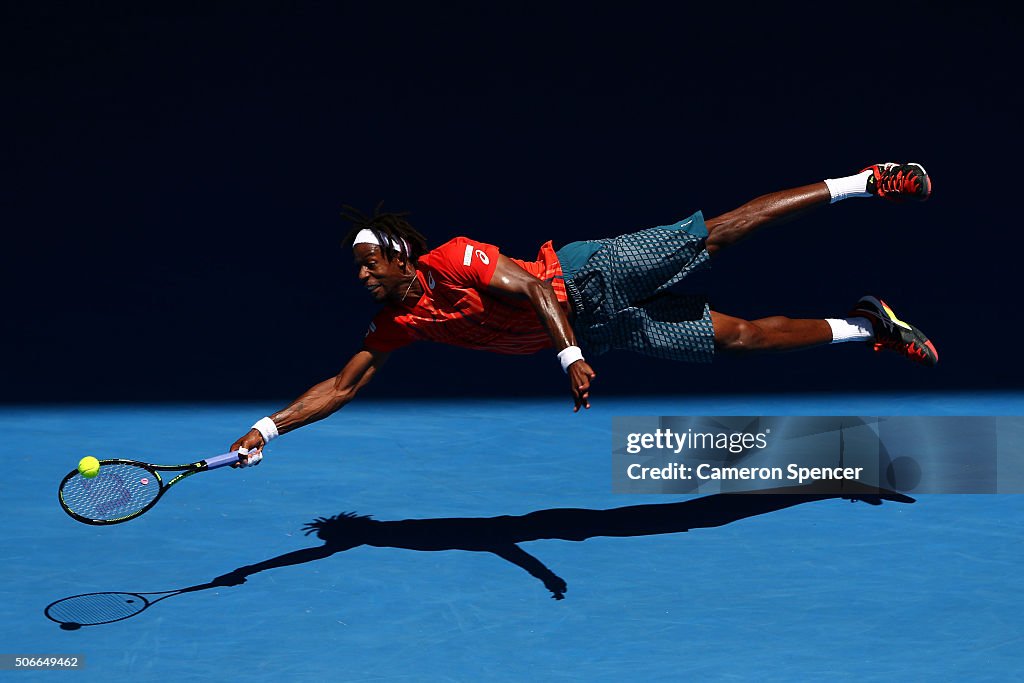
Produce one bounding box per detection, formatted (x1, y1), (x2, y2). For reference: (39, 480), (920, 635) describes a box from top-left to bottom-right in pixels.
(230, 349), (389, 462)
(485, 255), (596, 411)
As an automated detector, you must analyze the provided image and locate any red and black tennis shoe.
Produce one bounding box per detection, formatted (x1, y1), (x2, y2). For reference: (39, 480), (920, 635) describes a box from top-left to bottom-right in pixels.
(862, 162), (932, 202)
(850, 296), (938, 367)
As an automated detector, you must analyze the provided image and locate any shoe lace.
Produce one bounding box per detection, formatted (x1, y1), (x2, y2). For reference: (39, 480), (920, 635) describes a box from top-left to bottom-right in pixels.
(877, 166), (921, 196)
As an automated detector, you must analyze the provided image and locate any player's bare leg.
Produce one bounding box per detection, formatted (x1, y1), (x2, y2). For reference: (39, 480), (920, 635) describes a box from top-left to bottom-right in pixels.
(705, 183), (830, 256)
(711, 311), (833, 353)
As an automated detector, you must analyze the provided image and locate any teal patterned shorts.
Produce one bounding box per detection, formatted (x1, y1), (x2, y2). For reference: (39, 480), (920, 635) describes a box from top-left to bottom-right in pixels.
(556, 211), (714, 363)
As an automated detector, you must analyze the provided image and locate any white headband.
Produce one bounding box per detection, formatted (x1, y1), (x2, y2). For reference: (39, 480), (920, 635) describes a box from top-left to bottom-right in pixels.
(353, 228), (409, 256)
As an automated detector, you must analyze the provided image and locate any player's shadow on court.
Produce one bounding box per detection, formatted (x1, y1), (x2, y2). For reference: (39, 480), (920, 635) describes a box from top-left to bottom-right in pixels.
(212, 481), (912, 601)
(44, 481), (913, 627)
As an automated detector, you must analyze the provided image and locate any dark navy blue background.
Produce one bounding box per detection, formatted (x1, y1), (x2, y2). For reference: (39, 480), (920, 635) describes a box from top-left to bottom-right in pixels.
(4, 2), (1017, 402)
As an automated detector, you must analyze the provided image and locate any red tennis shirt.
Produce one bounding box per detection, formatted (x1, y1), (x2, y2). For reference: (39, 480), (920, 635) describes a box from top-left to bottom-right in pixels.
(362, 236), (568, 355)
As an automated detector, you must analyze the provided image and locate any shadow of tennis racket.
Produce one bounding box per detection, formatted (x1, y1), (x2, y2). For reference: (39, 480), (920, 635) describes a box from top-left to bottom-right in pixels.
(44, 581), (223, 629)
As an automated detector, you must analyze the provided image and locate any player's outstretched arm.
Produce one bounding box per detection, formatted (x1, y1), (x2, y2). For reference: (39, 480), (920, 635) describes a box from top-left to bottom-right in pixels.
(230, 349), (389, 464)
(486, 255), (596, 412)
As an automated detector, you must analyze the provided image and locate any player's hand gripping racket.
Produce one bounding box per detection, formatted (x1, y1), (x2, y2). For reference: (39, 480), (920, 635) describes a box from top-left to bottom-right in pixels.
(57, 451), (241, 525)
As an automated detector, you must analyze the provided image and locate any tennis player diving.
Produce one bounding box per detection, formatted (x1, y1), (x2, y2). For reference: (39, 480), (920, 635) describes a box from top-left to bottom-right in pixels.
(231, 163), (936, 466)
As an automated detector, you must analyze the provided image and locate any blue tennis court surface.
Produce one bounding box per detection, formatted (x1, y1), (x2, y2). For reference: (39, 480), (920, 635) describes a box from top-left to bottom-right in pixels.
(3, 393), (1023, 681)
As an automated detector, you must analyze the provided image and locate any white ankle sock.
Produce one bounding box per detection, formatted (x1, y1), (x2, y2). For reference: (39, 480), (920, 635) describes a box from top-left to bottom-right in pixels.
(827, 317), (874, 343)
(824, 169), (873, 204)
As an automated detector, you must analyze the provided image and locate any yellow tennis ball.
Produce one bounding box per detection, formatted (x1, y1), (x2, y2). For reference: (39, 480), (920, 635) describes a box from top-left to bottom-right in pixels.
(78, 456), (101, 479)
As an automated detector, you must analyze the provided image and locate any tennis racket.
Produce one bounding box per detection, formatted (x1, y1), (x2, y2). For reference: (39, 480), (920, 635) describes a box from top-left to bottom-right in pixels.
(57, 451), (241, 525)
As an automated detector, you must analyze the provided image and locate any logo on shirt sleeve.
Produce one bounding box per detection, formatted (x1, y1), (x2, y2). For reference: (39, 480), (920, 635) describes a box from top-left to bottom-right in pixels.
(462, 243), (490, 266)
(366, 322), (377, 337)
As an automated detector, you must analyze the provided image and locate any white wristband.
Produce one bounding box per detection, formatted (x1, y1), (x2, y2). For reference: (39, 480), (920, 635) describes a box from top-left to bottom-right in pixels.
(251, 417), (279, 444)
(557, 345), (585, 373)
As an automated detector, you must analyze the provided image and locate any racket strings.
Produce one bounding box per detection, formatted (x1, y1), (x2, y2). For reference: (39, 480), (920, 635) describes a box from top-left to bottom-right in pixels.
(60, 463), (160, 521)
(46, 592), (149, 625)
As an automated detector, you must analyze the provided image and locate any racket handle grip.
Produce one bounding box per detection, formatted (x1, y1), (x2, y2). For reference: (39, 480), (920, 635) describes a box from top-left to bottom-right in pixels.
(204, 451), (242, 470)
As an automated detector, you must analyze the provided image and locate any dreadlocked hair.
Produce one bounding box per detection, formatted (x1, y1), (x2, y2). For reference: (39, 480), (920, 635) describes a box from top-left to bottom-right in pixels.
(341, 201), (429, 263)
